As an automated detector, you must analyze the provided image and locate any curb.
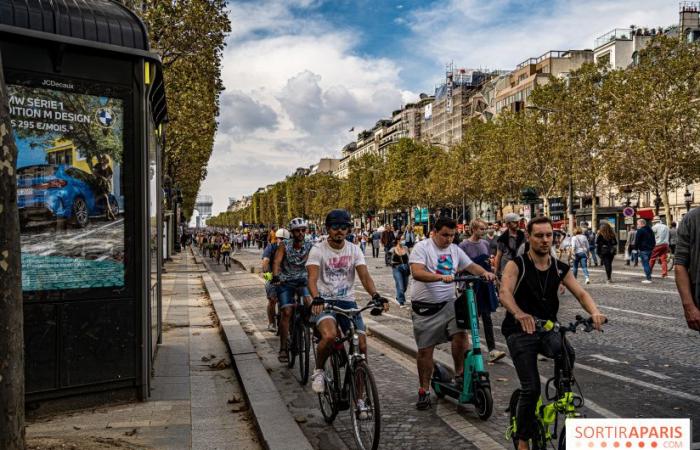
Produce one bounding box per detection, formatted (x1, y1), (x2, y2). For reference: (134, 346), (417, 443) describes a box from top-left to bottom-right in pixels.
(201, 267), (313, 450)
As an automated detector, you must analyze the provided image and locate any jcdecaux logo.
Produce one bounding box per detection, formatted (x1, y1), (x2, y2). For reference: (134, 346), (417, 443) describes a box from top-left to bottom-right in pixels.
(566, 419), (691, 449)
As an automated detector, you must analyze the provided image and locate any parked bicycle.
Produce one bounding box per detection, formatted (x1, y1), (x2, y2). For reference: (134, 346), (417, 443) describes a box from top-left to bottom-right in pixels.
(315, 297), (385, 450)
(506, 315), (608, 450)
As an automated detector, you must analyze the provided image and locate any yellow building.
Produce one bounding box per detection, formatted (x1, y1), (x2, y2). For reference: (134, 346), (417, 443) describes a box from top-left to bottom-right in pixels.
(45, 139), (111, 173)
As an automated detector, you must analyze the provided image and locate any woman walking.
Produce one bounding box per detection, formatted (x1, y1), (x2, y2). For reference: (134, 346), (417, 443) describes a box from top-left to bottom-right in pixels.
(390, 233), (410, 307)
(571, 227), (591, 284)
(596, 221), (618, 283)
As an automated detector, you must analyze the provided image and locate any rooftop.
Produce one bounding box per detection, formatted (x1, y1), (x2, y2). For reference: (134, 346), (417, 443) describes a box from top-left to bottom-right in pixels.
(515, 50), (579, 69)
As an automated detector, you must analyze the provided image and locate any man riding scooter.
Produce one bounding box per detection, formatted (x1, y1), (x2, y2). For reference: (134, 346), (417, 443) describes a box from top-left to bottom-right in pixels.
(408, 217), (496, 410)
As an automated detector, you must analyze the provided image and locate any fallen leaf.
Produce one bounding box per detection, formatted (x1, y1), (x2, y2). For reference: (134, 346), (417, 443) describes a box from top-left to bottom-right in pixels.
(231, 404), (249, 413)
(295, 415), (307, 424)
(228, 394), (242, 404)
(124, 428), (138, 436)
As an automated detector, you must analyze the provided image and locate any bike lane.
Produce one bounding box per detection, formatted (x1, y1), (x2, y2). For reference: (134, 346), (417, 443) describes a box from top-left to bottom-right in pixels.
(204, 250), (480, 450)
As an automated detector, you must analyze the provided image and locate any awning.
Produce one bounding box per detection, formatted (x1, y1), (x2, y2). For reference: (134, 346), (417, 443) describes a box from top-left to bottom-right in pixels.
(637, 208), (655, 220)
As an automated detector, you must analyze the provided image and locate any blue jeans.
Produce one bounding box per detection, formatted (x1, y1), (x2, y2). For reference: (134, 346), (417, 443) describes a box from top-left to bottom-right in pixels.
(276, 280), (309, 309)
(392, 264), (409, 305)
(572, 253), (589, 279)
(360, 241), (367, 254)
(639, 250), (652, 280)
(589, 246), (599, 265)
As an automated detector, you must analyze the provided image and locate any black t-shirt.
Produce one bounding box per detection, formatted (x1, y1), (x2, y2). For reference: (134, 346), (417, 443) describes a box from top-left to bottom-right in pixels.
(501, 255), (570, 337)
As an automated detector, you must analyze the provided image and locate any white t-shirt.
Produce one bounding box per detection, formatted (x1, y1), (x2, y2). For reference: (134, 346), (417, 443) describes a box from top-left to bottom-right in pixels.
(306, 240), (366, 302)
(572, 234), (589, 254)
(408, 238), (473, 304)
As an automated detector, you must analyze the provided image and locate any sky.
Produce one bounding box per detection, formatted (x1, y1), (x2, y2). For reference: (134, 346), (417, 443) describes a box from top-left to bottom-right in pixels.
(199, 0), (679, 214)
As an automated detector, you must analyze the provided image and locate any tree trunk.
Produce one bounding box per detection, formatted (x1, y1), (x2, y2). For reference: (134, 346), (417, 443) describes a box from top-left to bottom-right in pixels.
(591, 182), (598, 233)
(0, 55), (25, 450)
(543, 197), (550, 217)
(662, 178), (672, 224)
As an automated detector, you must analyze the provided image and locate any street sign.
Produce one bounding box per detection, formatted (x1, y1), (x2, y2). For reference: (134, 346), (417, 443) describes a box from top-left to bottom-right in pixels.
(623, 207), (635, 217)
(624, 216), (634, 225)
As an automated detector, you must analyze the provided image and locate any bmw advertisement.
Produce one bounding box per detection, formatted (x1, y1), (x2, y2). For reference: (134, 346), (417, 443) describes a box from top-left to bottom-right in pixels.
(8, 81), (125, 292)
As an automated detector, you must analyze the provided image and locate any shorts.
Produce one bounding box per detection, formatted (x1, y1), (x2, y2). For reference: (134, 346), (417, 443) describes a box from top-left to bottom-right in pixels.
(411, 300), (465, 349)
(315, 300), (366, 334)
(264, 281), (277, 300)
(276, 280), (310, 309)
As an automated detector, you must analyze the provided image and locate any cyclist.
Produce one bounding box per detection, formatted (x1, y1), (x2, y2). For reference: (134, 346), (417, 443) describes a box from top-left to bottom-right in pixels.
(409, 216), (497, 410)
(499, 216), (606, 450)
(272, 218), (314, 363)
(262, 228), (290, 332)
(307, 209), (388, 397)
(220, 238), (233, 271)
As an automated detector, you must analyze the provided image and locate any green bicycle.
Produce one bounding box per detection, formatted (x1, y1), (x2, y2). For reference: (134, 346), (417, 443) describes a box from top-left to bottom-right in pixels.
(506, 315), (607, 450)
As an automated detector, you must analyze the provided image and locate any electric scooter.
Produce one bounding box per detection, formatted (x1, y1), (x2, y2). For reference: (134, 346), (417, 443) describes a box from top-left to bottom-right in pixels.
(431, 274), (493, 420)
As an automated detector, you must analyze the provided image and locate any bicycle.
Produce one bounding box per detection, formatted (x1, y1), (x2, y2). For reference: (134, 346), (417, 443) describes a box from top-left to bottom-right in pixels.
(315, 297), (385, 450)
(284, 281), (312, 385)
(505, 315), (607, 450)
(222, 251), (231, 271)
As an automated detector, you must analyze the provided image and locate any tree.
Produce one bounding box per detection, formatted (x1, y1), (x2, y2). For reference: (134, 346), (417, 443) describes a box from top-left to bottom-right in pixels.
(606, 35), (700, 222)
(0, 55), (25, 450)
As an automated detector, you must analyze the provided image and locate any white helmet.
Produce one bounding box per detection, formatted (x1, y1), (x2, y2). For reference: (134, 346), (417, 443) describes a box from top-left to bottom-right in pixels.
(289, 217), (308, 230)
(275, 228), (290, 239)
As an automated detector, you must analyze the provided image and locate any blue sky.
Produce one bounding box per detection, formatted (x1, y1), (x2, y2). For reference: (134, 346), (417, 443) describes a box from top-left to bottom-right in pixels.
(200, 0), (679, 214)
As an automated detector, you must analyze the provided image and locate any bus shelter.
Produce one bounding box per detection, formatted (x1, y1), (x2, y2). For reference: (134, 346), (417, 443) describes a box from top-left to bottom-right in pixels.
(0, 0), (167, 403)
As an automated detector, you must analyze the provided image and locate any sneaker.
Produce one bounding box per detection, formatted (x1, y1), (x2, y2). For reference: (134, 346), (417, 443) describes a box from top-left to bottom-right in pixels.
(605, 279), (611, 284)
(356, 399), (369, 420)
(416, 388), (431, 410)
(267, 323), (277, 332)
(489, 350), (507, 363)
(311, 369), (325, 394)
(400, 304), (409, 309)
(642, 279), (652, 284)
(585, 277), (590, 285)
(537, 354), (548, 361)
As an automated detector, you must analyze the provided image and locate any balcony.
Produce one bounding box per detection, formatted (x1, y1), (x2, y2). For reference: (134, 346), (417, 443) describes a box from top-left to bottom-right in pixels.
(595, 28), (632, 49)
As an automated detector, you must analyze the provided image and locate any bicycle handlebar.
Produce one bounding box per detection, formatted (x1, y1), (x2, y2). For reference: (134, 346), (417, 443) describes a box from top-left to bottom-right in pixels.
(452, 274), (488, 283)
(320, 297), (385, 318)
(535, 315), (609, 334)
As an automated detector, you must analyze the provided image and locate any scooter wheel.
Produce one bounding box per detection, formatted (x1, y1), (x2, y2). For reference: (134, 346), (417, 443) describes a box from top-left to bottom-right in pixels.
(474, 386), (493, 421)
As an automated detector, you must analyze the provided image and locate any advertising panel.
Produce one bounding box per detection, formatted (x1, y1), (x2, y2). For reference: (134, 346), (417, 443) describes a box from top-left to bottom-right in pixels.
(8, 80), (125, 292)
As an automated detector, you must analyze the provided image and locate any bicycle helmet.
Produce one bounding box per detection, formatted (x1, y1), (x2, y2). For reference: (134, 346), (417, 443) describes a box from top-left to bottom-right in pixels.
(325, 209), (353, 227)
(289, 217), (308, 230)
(275, 228), (290, 239)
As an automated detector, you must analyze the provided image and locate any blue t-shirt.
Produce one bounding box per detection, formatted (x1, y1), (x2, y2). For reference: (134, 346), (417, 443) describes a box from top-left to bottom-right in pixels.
(262, 243), (278, 260)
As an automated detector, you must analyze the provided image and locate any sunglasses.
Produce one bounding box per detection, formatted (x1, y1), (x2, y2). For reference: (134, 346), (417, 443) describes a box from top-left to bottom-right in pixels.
(329, 224), (350, 231)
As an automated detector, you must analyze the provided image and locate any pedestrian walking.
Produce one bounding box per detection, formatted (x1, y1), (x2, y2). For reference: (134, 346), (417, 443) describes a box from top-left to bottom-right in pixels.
(359, 229), (368, 254)
(370, 229), (382, 258)
(650, 216), (670, 277)
(404, 225), (416, 254)
(584, 223), (599, 267)
(625, 225), (638, 266)
(596, 221), (618, 283)
(571, 227), (591, 284)
(635, 218), (656, 283)
(674, 207), (700, 331)
(381, 225), (395, 266)
(457, 219), (506, 363)
(494, 213), (526, 276)
(669, 222), (678, 268)
(390, 233), (410, 307)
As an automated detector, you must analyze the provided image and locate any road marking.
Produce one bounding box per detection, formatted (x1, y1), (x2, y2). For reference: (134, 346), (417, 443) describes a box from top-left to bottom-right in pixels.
(636, 369), (672, 380)
(590, 354), (621, 364)
(66, 218), (124, 242)
(592, 283), (679, 296)
(587, 267), (675, 280)
(597, 305), (676, 320)
(382, 313), (412, 323)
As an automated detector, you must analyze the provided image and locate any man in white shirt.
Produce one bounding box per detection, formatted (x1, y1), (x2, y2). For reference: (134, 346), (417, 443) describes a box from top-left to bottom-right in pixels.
(409, 217), (496, 410)
(650, 216), (671, 277)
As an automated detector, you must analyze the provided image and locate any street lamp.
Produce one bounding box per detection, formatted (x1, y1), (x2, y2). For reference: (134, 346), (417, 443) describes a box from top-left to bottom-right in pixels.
(684, 187), (694, 212)
(653, 192), (662, 217)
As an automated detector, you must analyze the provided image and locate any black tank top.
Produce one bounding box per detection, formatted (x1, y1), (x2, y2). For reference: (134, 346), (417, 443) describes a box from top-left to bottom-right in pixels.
(501, 255), (570, 337)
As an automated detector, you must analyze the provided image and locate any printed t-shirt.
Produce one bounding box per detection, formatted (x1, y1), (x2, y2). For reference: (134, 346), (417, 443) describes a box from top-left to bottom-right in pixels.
(408, 238), (473, 304)
(306, 240), (366, 302)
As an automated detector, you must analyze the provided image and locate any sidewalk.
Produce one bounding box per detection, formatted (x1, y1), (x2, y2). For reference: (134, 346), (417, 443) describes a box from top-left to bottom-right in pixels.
(27, 251), (261, 450)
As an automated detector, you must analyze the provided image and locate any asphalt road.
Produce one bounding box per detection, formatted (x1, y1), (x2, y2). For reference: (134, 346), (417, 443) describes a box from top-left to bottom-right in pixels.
(218, 246), (700, 447)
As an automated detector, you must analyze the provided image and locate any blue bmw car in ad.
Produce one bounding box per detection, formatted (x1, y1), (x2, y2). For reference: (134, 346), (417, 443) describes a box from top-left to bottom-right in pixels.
(17, 164), (119, 229)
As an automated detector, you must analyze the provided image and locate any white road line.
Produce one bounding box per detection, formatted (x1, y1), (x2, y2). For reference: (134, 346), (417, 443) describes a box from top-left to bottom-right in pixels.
(636, 369), (672, 380)
(590, 354), (622, 364)
(597, 305), (676, 320)
(66, 218), (124, 242)
(382, 313), (412, 323)
(592, 283), (679, 295)
(587, 267), (675, 280)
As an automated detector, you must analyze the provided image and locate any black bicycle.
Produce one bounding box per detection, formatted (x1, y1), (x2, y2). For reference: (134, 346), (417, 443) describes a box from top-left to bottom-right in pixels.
(222, 251), (231, 271)
(285, 282), (312, 385)
(506, 315), (607, 450)
(315, 297), (385, 450)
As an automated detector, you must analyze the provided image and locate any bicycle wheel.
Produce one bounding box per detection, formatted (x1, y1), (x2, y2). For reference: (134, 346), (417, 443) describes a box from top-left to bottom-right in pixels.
(287, 317), (297, 369)
(317, 349), (339, 424)
(349, 361), (381, 450)
(558, 426), (566, 450)
(298, 323), (310, 385)
(507, 389), (547, 450)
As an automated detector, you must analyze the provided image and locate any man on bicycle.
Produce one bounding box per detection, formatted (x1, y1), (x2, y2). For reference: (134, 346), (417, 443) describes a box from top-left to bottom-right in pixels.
(499, 216), (606, 450)
(307, 209), (388, 395)
(409, 216), (496, 410)
(262, 228), (290, 332)
(272, 218), (314, 364)
(220, 238), (233, 271)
